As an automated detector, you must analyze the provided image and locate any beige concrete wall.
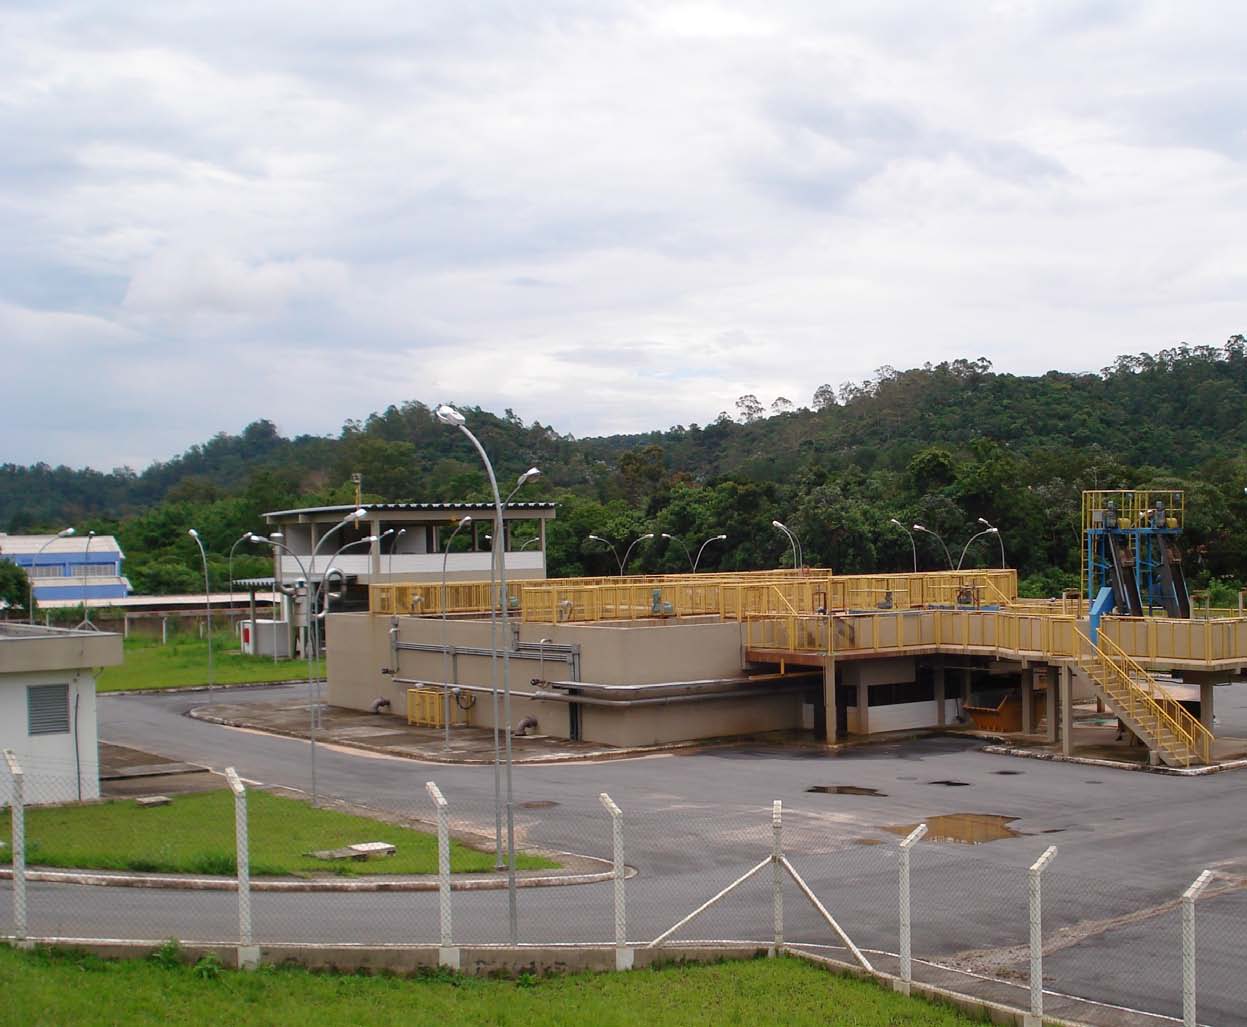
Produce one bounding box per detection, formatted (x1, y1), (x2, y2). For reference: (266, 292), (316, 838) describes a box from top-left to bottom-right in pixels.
(839, 656), (916, 689)
(579, 691), (804, 747)
(0, 630), (122, 675)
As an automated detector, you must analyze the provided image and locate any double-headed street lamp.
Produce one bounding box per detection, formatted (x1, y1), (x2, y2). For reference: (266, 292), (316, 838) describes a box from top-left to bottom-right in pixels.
(28, 527), (73, 624)
(889, 519), (918, 573)
(586, 535), (623, 575)
(913, 524), (954, 570)
(771, 520), (803, 572)
(660, 533), (693, 570)
(977, 517), (1007, 569)
(436, 404), (536, 943)
(957, 525), (1001, 571)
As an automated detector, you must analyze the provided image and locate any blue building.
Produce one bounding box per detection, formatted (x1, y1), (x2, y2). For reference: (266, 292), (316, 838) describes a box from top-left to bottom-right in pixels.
(0, 534), (131, 608)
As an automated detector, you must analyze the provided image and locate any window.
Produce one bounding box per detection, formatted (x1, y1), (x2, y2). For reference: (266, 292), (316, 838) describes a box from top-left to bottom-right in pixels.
(28, 683), (70, 735)
(71, 563), (114, 578)
(26, 565), (64, 578)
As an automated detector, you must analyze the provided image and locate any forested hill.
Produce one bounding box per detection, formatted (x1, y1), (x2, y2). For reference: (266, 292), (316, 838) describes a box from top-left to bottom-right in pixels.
(3, 338), (1246, 598)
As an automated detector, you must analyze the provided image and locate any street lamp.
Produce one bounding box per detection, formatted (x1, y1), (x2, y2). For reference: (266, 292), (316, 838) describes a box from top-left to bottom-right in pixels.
(586, 535), (623, 575)
(441, 515), (472, 752)
(387, 528), (407, 578)
(519, 536), (541, 550)
(693, 534), (728, 574)
(621, 533), (655, 575)
(976, 517), (1007, 569)
(187, 529), (214, 704)
(436, 403), (522, 941)
(661, 533), (694, 571)
(889, 519), (918, 573)
(250, 533), (322, 803)
(28, 527), (73, 624)
(957, 526), (1000, 571)
(75, 530), (98, 630)
(315, 535), (379, 613)
(913, 524), (954, 570)
(305, 507), (368, 660)
(227, 531), (255, 633)
(772, 520), (803, 572)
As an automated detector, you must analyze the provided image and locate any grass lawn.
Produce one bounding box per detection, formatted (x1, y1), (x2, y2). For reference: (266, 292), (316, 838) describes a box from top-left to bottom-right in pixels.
(0, 948), (982, 1027)
(0, 789), (556, 876)
(97, 636), (325, 692)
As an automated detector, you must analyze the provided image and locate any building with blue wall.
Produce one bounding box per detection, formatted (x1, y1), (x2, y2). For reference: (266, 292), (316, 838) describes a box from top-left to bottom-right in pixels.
(0, 534), (131, 607)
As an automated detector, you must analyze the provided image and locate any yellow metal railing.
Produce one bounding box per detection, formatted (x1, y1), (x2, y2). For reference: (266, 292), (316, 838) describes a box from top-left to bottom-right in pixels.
(1072, 629), (1212, 766)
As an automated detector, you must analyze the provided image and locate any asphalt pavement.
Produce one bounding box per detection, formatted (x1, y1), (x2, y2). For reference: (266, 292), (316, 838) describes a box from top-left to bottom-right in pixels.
(7, 682), (1247, 1024)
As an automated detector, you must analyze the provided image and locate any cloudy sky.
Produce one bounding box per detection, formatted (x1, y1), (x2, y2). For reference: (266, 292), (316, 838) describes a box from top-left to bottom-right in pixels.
(4, 1), (1246, 470)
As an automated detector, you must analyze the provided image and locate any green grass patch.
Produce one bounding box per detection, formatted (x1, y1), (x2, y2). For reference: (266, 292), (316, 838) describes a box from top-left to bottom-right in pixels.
(0, 789), (555, 876)
(0, 947), (982, 1027)
(97, 636), (325, 692)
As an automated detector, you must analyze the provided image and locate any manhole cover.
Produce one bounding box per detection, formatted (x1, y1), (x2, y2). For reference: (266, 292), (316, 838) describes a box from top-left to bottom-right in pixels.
(806, 785), (886, 796)
(520, 800), (559, 810)
(927, 779), (971, 787)
(885, 814), (1022, 845)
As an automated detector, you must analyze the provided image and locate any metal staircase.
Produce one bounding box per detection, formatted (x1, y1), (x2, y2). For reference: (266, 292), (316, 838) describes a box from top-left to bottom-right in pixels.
(1072, 628), (1212, 767)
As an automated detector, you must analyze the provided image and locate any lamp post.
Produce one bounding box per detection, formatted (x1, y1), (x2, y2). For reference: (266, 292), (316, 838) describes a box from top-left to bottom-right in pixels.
(519, 536), (541, 550)
(250, 533), (321, 803)
(314, 535), (379, 614)
(693, 534), (728, 574)
(304, 508), (368, 661)
(587, 535), (624, 575)
(387, 528), (407, 578)
(977, 517), (1007, 569)
(772, 520), (803, 572)
(227, 531), (255, 637)
(661, 533), (694, 571)
(187, 529), (214, 704)
(957, 527), (1000, 571)
(441, 515), (472, 753)
(28, 528), (73, 624)
(75, 530), (97, 630)
(436, 404), (525, 943)
(913, 524), (954, 570)
(889, 519), (918, 573)
(621, 533), (655, 575)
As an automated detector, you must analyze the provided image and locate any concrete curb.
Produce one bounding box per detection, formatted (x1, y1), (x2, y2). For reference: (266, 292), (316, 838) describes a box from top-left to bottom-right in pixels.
(186, 705), (715, 764)
(103, 679), (322, 698)
(983, 744), (1247, 776)
(0, 860), (626, 893)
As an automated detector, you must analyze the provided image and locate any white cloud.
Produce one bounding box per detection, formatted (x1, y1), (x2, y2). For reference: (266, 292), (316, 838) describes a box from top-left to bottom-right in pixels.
(2, 0), (1246, 469)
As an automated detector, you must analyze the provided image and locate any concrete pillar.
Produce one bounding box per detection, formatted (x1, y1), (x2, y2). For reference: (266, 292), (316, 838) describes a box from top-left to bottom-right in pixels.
(934, 661), (946, 727)
(1060, 665), (1073, 756)
(1045, 669), (1057, 744)
(857, 681), (870, 735)
(1200, 683), (1215, 734)
(1021, 667), (1034, 735)
(822, 654), (837, 744)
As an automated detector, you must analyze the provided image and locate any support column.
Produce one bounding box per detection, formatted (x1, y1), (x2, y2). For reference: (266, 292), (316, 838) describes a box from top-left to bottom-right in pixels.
(961, 669), (972, 710)
(822, 654), (837, 744)
(1021, 667), (1034, 735)
(1059, 665), (1073, 756)
(857, 680), (870, 736)
(1200, 682), (1215, 734)
(934, 660), (946, 727)
(1045, 669), (1057, 743)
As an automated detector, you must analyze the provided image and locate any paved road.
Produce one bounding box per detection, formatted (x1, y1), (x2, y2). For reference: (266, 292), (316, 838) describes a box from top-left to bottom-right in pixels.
(8, 683), (1247, 1023)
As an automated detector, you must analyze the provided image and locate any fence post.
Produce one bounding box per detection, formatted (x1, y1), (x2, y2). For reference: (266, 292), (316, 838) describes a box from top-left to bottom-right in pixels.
(1183, 869), (1214, 1027)
(3, 750), (27, 947)
(426, 781), (458, 969)
(895, 823), (927, 994)
(224, 768), (258, 969)
(771, 799), (783, 957)
(600, 792), (632, 970)
(1025, 845), (1057, 1027)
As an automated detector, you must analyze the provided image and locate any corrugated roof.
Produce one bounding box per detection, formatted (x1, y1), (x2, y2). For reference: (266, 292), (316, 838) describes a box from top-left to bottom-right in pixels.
(0, 534), (124, 556)
(263, 502), (557, 518)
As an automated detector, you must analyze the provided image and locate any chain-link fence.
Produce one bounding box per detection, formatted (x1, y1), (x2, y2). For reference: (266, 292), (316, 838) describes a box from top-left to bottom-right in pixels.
(2, 746), (1242, 1025)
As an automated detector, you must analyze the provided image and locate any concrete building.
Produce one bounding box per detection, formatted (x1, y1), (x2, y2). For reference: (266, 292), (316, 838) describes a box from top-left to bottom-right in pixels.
(0, 533), (130, 607)
(0, 623), (122, 805)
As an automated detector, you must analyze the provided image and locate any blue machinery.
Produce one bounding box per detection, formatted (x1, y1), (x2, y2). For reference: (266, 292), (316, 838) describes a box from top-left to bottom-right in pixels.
(1082, 490), (1190, 622)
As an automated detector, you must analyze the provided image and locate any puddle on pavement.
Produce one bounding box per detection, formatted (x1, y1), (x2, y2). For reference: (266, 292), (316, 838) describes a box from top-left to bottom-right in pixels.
(1084, 780), (1103, 784)
(806, 785), (887, 796)
(927, 779), (971, 787)
(853, 838), (885, 846)
(884, 813), (1022, 845)
(993, 770), (1023, 775)
(520, 800), (559, 810)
